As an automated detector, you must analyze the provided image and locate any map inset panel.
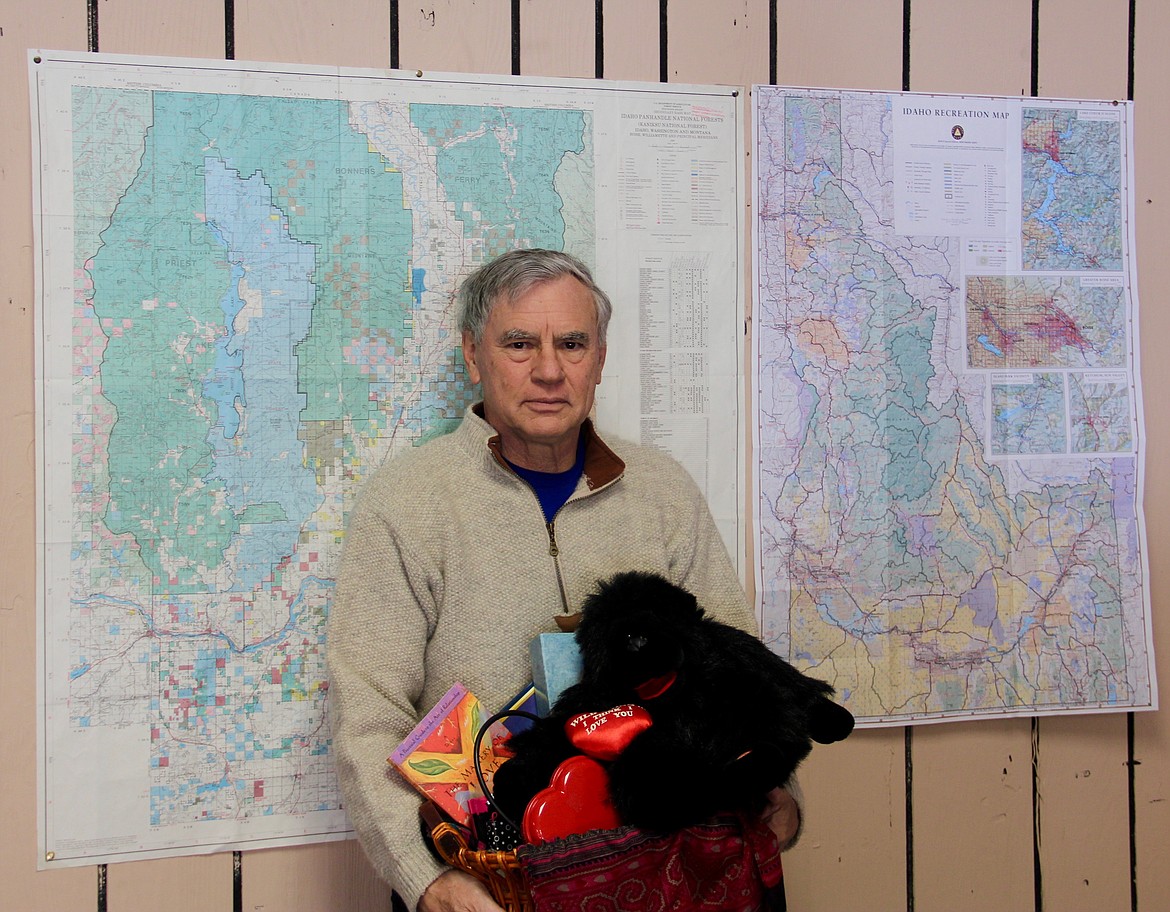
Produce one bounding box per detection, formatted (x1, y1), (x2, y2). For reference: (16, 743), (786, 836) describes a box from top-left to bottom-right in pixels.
(965, 275), (1126, 370)
(1022, 108), (1123, 271)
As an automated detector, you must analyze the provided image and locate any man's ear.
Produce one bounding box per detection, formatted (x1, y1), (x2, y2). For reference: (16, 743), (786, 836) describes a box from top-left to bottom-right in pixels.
(595, 344), (607, 385)
(461, 330), (482, 385)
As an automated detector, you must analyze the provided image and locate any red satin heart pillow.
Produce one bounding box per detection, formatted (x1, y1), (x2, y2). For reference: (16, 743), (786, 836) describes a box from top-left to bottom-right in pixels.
(564, 704), (653, 762)
(522, 755), (621, 844)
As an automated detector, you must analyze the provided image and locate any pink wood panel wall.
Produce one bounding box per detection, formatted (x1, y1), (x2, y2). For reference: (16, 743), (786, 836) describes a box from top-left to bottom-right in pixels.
(667, 0), (769, 87)
(910, 0), (1034, 96)
(235, 0), (391, 70)
(397, 0), (512, 76)
(99, 0), (226, 58)
(1037, 0), (1131, 100)
(599, 0), (658, 83)
(520, 0), (596, 79)
(1, 2), (1165, 910)
(778, 0), (905, 92)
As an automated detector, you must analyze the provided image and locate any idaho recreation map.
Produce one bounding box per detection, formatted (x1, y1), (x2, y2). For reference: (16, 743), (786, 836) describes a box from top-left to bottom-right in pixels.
(752, 88), (1154, 725)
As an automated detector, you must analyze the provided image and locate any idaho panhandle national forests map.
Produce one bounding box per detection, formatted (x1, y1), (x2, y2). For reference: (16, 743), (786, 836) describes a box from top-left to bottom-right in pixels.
(36, 52), (745, 867)
(752, 87), (1154, 725)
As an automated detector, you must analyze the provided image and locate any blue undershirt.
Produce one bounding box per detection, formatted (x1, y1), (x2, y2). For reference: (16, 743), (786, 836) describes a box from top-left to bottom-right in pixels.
(506, 436), (587, 522)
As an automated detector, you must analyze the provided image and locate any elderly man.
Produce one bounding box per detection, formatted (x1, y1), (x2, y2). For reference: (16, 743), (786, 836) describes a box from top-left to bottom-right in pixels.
(327, 248), (798, 912)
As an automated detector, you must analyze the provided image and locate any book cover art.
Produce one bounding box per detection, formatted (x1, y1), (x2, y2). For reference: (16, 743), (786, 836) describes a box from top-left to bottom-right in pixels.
(389, 682), (506, 825)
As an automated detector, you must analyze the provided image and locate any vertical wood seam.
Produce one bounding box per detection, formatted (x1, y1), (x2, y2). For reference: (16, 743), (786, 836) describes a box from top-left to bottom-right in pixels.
(659, 0), (668, 82)
(902, 0), (911, 91)
(1030, 0), (1039, 97)
(769, 0), (777, 86)
(595, 0), (604, 79)
(234, 848), (243, 912)
(512, 0), (521, 75)
(1032, 718), (1043, 912)
(233, 851), (243, 912)
(1127, 0), (1136, 101)
(225, 0), (235, 59)
(87, 0), (99, 51)
(390, 0), (400, 69)
(906, 726), (915, 912)
(1129, 713), (1138, 911)
(233, 852), (243, 912)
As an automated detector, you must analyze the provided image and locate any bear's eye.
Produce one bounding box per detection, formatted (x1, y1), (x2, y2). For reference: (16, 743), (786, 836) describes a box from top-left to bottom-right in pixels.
(626, 633), (648, 652)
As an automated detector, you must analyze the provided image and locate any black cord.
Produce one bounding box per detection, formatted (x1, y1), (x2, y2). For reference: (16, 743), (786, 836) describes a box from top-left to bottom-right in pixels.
(473, 709), (542, 835)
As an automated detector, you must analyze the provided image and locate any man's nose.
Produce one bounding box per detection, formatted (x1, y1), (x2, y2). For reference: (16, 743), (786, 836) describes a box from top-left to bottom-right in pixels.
(531, 344), (565, 382)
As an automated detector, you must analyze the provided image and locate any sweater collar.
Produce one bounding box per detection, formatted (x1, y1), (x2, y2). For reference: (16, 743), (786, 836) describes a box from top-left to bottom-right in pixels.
(470, 403), (625, 491)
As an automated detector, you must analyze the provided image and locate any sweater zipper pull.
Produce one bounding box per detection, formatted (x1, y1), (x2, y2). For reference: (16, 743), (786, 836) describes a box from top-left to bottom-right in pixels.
(546, 520), (571, 613)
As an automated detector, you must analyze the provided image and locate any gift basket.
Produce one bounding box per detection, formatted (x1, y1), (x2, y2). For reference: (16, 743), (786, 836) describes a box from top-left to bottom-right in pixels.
(396, 572), (856, 911)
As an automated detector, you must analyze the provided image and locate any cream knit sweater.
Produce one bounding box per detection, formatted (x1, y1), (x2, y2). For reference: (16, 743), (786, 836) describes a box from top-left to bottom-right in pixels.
(326, 406), (753, 908)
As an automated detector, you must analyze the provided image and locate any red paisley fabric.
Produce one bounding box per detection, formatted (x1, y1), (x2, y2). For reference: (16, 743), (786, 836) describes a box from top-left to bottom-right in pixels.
(516, 813), (785, 912)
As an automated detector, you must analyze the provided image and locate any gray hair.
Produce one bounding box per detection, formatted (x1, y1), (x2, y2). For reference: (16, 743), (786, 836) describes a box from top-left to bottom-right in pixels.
(456, 248), (613, 345)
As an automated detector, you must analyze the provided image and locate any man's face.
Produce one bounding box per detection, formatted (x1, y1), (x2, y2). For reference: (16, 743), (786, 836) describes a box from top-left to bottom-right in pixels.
(462, 274), (607, 470)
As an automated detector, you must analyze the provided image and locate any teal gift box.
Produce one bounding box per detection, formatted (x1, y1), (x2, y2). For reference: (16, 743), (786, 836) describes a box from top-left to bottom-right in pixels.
(529, 633), (582, 716)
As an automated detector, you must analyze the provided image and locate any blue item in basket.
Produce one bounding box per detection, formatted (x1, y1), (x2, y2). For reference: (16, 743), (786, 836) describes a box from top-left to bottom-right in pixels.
(529, 633), (582, 716)
(500, 682), (538, 736)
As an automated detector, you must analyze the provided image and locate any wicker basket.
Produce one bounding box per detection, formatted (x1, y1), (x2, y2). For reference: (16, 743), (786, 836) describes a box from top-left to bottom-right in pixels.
(429, 820), (533, 912)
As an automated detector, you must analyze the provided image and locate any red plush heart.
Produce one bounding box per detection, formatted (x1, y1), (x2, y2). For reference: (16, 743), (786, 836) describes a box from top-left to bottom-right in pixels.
(564, 704), (653, 762)
(522, 755), (621, 844)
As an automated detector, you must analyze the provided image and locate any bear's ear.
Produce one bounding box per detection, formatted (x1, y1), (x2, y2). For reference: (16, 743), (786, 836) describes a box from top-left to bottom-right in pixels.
(651, 576), (703, 623)
(808, 697), (855, 744)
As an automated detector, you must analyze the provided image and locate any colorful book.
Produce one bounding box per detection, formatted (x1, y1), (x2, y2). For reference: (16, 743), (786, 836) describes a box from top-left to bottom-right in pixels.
(389, 682), (506, 825)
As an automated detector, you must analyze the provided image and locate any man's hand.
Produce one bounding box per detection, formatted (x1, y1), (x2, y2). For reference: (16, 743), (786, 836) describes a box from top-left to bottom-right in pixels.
(417, 869), (505, 912)
(761, 786), (801, 850)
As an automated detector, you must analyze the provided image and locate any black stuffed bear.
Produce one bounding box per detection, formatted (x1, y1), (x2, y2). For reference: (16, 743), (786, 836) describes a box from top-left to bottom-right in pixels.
(492, 571), (854, 834)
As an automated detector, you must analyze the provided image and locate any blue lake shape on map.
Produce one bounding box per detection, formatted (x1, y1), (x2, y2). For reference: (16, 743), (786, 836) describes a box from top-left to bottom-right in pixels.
(976, 334), (1005, 357)
(202, 158), (320, 591)
(202, 257), (248, 439)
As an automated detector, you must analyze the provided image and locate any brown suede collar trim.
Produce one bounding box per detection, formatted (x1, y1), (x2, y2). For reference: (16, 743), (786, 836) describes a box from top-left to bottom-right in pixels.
(475, 403), (625, 491)
(579, 420), (625, 490)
